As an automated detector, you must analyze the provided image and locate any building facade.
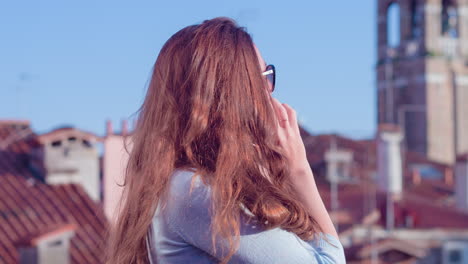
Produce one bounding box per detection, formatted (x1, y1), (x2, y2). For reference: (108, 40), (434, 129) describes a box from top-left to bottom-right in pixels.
(377, 0), (468, 164)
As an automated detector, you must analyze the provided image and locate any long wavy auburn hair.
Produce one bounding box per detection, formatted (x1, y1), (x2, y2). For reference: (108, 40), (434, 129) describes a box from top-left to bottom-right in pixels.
(104, 17), (323, 264)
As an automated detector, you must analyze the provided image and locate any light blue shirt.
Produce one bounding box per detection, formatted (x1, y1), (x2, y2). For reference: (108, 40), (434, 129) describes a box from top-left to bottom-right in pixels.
(147, 168), (346, 263)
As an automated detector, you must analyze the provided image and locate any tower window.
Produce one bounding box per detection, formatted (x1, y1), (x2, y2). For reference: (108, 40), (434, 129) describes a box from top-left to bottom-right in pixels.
(68, 136), (77, 142)
(442, 0), (458, 38)
(410, 0), (422, 39)
(387, 3), (401, 47)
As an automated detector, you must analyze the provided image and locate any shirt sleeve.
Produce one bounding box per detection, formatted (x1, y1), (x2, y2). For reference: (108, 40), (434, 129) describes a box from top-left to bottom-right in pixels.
(163, 170), (346, 264)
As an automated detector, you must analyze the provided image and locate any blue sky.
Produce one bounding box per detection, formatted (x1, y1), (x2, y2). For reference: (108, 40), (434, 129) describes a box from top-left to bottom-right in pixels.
(0, 0), (376, 138)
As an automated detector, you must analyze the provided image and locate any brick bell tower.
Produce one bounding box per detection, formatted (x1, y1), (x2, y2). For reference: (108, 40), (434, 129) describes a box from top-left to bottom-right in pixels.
(377, 0), (468, 164)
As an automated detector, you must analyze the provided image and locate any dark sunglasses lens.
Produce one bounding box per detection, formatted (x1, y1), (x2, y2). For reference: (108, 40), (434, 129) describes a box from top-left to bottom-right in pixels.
(266, 65), (275, 91)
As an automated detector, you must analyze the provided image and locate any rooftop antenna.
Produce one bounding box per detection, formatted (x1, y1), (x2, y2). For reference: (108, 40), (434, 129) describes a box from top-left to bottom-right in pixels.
(329, 136), (339, 232)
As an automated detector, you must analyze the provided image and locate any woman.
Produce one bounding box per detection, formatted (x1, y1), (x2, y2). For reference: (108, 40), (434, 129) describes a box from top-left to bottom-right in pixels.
(105, 17), (346, 264)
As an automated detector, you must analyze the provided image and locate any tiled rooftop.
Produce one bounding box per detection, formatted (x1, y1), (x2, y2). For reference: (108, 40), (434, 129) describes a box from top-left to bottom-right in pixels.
(0, 121), (108, 264)
(303, 132), (468, 230)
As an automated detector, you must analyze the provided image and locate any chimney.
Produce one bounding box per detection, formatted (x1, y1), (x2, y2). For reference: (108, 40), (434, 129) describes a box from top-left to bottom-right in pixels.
(377, 124), (403, 231)
(455, 154), (468, 211)
(106, 119), (113, 136)
(324, 138), (353, 183)
(377, 124), (403, 195)
(122, 119), (128, 136)
(17, 224), (76, 264)
(103, 127), (133, 223)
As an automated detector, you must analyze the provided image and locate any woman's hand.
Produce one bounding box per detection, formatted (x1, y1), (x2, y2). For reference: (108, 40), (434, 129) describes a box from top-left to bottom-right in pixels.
(270, 97), (310, 177)
(270, 97), (339, 239)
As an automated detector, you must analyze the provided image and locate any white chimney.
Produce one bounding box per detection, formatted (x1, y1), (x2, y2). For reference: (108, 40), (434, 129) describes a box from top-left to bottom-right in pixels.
(325, 139), (353, 183)
(17, 224), (76, 264)
(377, 124), (403, 231)
(35, 127), (101, 202)
(455, 154), (468, 211)
(377, 124), (403, 195)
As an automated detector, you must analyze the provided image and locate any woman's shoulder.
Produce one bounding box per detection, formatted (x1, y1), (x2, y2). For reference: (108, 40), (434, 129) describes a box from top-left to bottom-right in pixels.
(164, 168), (213, 219)
(161, 169), (347, 263)
(169, 168), (211, 199)
(167, 168), (255, 218)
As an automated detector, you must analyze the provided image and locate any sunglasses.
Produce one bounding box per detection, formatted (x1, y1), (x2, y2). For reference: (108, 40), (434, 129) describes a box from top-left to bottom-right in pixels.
(262, 64), (276, 92)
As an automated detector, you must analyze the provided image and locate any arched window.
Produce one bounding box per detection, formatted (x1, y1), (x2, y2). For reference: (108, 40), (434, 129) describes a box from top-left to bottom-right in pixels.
(387, 3), (401, 47)
(410, 0), (422, 39)
(442, 0), (458, 38)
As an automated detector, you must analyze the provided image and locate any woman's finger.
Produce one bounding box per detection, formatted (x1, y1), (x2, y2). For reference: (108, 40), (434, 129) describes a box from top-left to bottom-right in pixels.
(281, 103), (298, 130)
(271, 98), (289, 128)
